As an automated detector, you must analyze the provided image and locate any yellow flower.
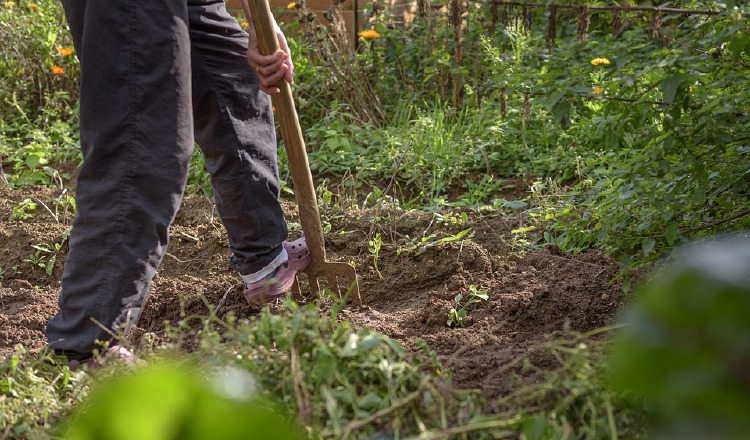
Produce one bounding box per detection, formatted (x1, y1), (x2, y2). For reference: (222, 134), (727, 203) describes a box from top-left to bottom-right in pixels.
(4, 1), (16, 6)
(358, 29), (381, 40)
(52, 65), (64, 75)
(240, 21), (248, 28)
(26, 3), (36, 11)
(591, 87), (604, 95)
(591, 57), (610, 66)
(287, 2), (296, 9)
(57, 46), (73, 56)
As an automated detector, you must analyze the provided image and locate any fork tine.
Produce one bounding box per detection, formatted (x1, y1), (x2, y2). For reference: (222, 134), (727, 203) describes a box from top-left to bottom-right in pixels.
(302, 262), (361, 306)
(347, 275), (361, 307)
(310, 276), (321, 296)
(330, 275), (341, 297)
(291, 276), (302, 301)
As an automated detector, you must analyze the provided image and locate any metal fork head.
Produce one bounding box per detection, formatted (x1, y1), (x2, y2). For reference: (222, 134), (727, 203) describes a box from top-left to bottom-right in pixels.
(302, 261), (361, 306)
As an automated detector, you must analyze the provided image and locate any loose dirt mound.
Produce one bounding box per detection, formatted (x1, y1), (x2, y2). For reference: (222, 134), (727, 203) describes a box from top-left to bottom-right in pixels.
(0, 187), (623, 402)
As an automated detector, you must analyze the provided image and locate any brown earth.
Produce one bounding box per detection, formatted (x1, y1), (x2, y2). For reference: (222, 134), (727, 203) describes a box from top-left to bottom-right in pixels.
(0, 185), (623, 403)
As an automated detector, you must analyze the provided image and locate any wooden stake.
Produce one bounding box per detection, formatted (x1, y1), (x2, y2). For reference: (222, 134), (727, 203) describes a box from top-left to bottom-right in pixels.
(577, 5), (589, 42)
(490, 0), (499, 33)
(500, 88), (507, 118)
(612, 9), (622, 35)
(546, 4), (557, 48)
(651, 10), (663, 37)
(418, 0), (431, 18)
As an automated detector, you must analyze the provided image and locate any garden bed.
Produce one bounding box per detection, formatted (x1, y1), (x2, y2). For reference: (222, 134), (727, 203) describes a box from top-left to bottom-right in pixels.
(0, 185), (622, 403)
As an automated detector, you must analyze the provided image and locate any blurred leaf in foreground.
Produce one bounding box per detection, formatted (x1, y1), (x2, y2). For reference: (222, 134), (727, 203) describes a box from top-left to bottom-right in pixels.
(611, 232), (750, 440)
(60, 363), (303, 440)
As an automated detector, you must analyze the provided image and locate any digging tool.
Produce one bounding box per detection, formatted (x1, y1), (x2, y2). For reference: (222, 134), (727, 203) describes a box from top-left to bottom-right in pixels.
(245, 0), (362, 306)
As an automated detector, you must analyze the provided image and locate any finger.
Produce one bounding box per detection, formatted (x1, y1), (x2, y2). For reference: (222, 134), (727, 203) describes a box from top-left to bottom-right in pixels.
(277, 35), (295, 83)
(257, 55), (287, 77)
(248, 49), (285, 68)
(261, 85), (281, 95)
(284, 65), (294, 84)
(259, 64), (288, 88)
(281, 55), (294, 83)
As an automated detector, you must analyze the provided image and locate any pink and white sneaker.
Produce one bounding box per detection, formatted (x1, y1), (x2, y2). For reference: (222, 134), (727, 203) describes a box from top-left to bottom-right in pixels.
(243, 238), (310, 305)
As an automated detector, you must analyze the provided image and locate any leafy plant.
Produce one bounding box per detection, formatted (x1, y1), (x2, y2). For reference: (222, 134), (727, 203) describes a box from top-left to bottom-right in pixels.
(9, 198), (37, 222)
(23, 243), (52, 274)
(397, 228), (473, 255)
(368, 232), (383, 280)
(186, 299), (485, 439)
(0, 346), (87, 437)
(447, 285), (489, 328)
(498, 329), (647, 440)
(51, 192), (76, 224)
(185, 148), (213, 197)
(23, 228), (70, 276)
(434, 211), (468, 227)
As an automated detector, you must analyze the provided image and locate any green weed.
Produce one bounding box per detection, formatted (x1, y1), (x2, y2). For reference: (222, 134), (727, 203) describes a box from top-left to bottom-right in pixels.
(0, 346), (87, 438)
(397, 228), (473, 256)
(447, 285), (489, 328)
(497, 330), (648, 440)
(9, 198), (37, 222)
(22, 228), (70, 276)
(368, 232), (383, 280)
(166, 299), (488, 439)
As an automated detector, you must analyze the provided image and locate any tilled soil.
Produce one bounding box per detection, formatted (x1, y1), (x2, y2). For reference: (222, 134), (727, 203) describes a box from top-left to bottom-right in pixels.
(0, 186), (623, 403)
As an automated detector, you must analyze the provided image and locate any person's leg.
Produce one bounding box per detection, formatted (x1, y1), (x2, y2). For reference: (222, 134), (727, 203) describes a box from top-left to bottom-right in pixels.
(46, 0), (194, 361)
(187, 0), (289, 282)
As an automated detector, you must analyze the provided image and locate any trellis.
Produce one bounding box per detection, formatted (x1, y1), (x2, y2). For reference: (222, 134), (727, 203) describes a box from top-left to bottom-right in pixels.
(488, 1), (745, 16)
(482, 1), (750, 44)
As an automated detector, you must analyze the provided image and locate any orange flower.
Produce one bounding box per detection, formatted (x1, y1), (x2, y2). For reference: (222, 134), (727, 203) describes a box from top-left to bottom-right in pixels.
(240, 21), (248, 28)
(358, 29), (381, 40)
(52, 65), (64, 75)
(591, 87), (604, 95)
(57, 47), (73, 56)
(287, 2), (296, 9)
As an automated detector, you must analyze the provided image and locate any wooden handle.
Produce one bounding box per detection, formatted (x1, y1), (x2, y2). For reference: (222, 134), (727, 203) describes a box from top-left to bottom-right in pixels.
(247, 0), (328, 266)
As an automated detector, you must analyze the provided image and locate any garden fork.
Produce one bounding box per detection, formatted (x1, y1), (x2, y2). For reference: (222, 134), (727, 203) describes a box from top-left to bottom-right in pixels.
(246, 0), (362, 306)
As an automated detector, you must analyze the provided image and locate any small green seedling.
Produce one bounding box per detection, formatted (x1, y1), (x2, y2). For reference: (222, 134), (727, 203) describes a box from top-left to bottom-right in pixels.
(368, 232), (383, 280)
(23, 229), (71, 276)
(447, 285), (489, 328)
(9, 198), (37, 222)
(398, 228), (473, 256)
(435, 211), (468, 227)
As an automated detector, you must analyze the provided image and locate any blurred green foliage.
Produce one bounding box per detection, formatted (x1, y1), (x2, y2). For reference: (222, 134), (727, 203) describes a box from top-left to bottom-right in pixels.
(611, 233), (750, 439)
(60, 363), (304, 440)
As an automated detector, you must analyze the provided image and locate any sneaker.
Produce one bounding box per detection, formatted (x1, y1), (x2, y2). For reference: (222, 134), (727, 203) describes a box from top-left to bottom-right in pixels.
(243, 238), (310, 305)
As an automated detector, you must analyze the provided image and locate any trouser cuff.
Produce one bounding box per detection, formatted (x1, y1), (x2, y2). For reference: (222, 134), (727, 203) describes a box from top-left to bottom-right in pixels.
(238, 247), (288, 283)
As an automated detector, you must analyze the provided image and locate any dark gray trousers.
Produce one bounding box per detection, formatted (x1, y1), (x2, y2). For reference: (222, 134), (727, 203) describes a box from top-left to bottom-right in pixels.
(46, 0), (288, 360)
